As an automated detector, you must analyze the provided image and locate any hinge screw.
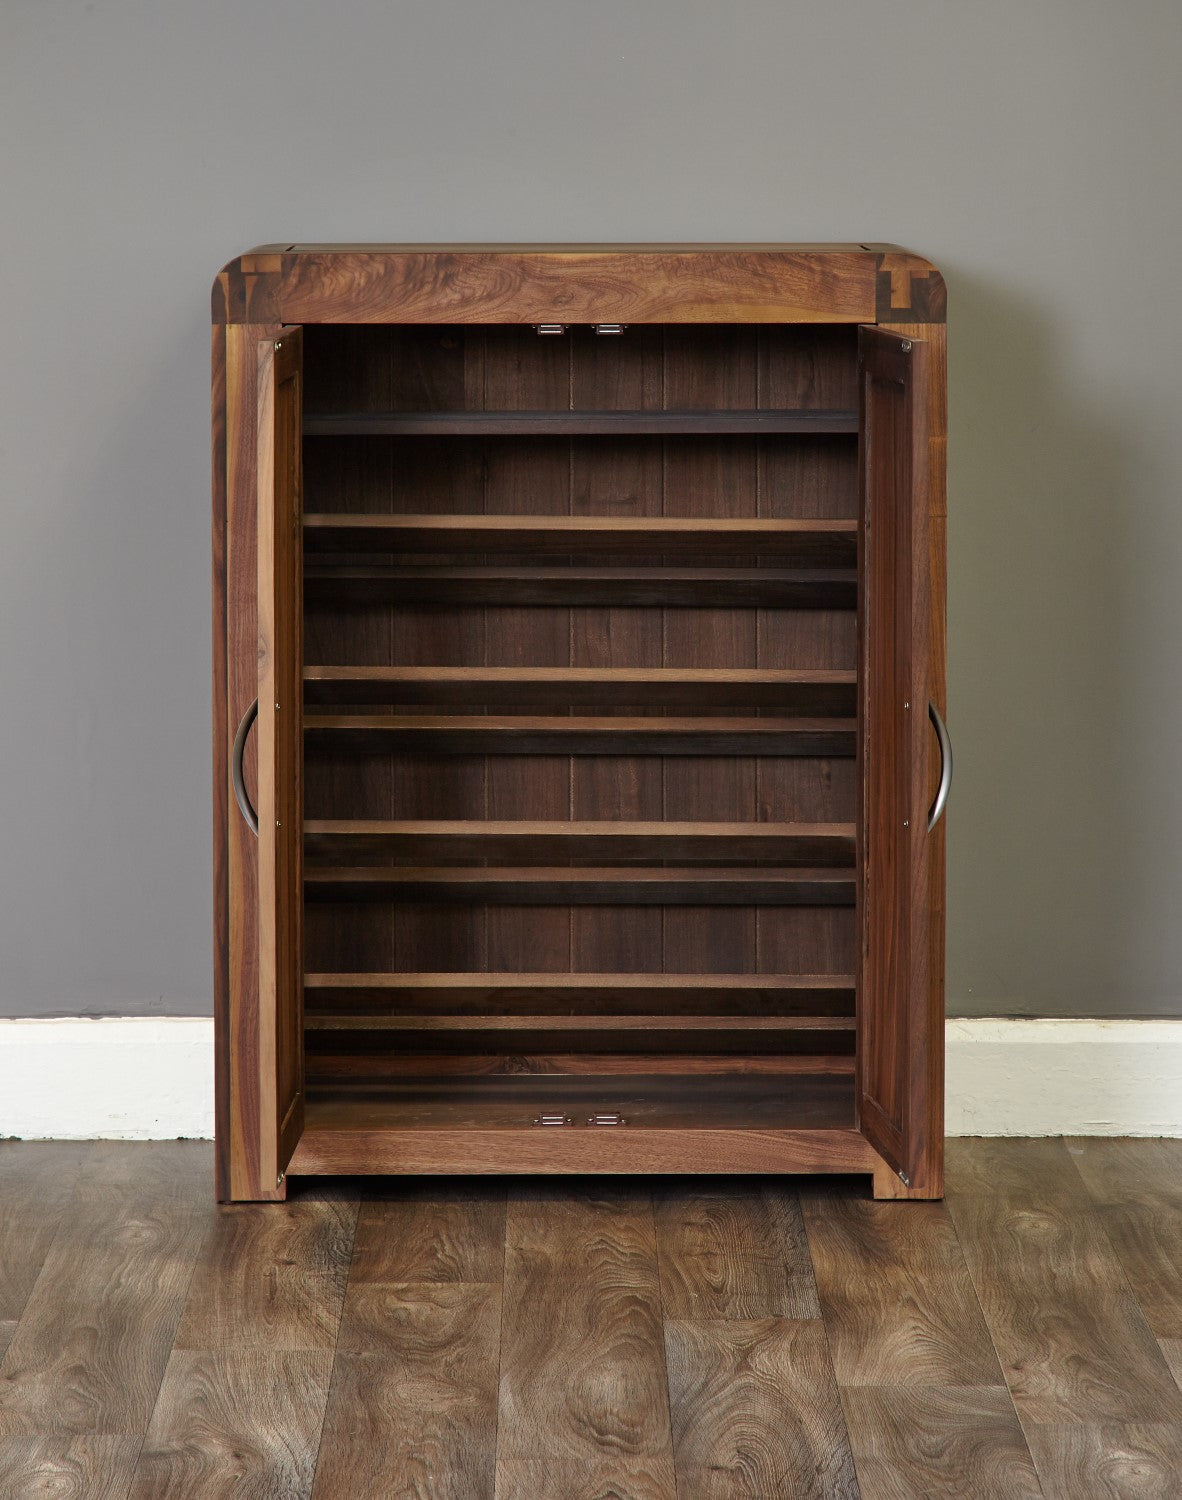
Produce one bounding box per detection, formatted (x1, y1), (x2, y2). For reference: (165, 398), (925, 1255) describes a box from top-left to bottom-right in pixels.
(275, 340), (282, 350)
(276, 820), (281, 828)
(900, 340), (912, 352)
(904, 701), (910, 709)
(276, 1172), (284, 1186)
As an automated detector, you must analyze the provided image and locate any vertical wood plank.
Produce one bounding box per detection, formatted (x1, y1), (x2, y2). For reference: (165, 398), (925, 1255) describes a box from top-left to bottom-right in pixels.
(664, 1317), (858, 1499)
(947, 1140), (1182, 1430)
(172, 1187), (357, 1353)
(0, 1436), (141, 1500)
(840, 1385), (1042, 1499)
(128, 1350), (333, 1500)
(348, 1181), (506, 1285)
(225, 320), (284, 1201)
(314, 1283), (501, 1500)
(0, 1143), (92, 1358)
(313, 1180), (505, 1499)
(0, 1143), (209, 1439)
(801, 1189), (1001, 1387)
(496, 1186), (675, 1498)
(654, 1184), (820, 1321)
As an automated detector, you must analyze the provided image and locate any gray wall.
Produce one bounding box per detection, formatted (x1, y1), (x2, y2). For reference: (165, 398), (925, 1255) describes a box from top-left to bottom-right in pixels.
(2, 0), (1179, 1019)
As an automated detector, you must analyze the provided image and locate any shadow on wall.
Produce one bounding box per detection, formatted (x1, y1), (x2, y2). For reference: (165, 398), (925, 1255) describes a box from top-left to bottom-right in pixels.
(946, 269), (1174, 1019)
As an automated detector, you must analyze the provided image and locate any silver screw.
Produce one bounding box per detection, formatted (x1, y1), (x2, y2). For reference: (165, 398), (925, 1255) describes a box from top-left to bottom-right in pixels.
(276, 820), (281, 828)
(275, 340), (282, 350)
(904, 701), (910, 710)
(276, 1172), (284, 1187)
(903, 819), (910, 828)
(899, 1170), (910, 1185)
(900, 340), (912, 352)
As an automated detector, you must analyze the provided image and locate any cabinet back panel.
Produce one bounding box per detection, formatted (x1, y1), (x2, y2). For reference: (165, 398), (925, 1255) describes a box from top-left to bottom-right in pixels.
(300, 320), (860, 1082)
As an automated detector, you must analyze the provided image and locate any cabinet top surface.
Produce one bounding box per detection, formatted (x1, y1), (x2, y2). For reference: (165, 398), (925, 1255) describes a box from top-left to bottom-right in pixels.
(213, 243), (944, 326)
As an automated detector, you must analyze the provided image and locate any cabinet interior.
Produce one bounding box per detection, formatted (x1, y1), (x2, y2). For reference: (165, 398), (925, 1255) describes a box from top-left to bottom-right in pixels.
(299, 321), (861, 1137)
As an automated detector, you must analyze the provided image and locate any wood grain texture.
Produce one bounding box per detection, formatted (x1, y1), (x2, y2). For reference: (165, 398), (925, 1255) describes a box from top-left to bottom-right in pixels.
(654, 1185), (820, 1320)
(0, 1436), (141, 1500)
(348, 1181), (506, 1284)
(314, 1281), (501, 1499)
(0, 1143), (208, 1438)
(216, 246), (881, 326)
(173, 1188), (357, 1352)
(225, 320), (284, 1202)
(664, 1317), (858, 1499)
(0, 1143), (91, 1330)
(1069, 1138), (1182, 1341)
(1023, 1422), (1182, 1500)
(801, 1190), (1001, 1387)
(496, 1187), (675, 1499)
(856, 326), (935, 1195)
(256, 327), (306, 1186)
(840, 1385), (1041, 1499)
(128, 1349), (333, 1500)
(947, 1139), (1182, 1426)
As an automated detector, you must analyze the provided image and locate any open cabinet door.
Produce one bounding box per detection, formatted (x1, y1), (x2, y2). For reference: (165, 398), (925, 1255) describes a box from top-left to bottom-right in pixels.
(857, 325), (936, 1192)
(256, 327), (305, 1186)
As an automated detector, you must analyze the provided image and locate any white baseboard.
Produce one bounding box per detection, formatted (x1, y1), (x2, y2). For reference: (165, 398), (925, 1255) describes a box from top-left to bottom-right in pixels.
(1, 1016), (1180, 1141)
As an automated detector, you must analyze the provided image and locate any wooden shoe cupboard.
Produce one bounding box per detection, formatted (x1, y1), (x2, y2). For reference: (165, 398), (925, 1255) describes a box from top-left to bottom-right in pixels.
(211, 244), (949, 1202)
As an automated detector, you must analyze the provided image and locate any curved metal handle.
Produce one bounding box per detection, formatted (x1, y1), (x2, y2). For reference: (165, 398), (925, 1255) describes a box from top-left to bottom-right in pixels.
(231, 698), (259, 836)
(927, 701), (953, 832)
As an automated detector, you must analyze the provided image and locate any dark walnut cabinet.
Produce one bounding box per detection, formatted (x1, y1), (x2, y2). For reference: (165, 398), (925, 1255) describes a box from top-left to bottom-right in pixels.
(211, 244), (949, 1202)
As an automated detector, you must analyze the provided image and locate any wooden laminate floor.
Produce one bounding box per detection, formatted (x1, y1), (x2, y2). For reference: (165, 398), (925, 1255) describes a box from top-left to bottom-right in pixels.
(0, 1140), (1180, 1498)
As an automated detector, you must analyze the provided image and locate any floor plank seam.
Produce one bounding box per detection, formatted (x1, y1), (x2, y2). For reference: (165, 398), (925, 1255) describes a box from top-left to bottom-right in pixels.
(307, 1190), (363, 1498)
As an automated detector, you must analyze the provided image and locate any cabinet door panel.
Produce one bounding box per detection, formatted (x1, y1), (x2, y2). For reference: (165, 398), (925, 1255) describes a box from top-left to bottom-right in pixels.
(857, 326), (934, 1189)
(257, 326), (305, 1183)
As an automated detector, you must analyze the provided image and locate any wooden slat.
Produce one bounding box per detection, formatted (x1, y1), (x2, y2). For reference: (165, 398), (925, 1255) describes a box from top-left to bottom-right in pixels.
(302, 972), (856, 1017)
(304, 1052), (856, 1079)
(304, 818), (856, 865)
(304, 713), (857, 756)
(304, 407), (857, 435)
(303, 511), (856, 561)
(306, 1014), (855, 1034)
(303, 562), (857, 608)
(304, 665), (856, 710)
(303, 865), (857, 905)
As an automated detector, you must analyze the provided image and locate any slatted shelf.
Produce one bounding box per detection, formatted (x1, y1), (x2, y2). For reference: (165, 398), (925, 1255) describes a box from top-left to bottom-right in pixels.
(297, 1074), (858, 1131)
(303, 865), (856, 905)
(303, 408), (859, 436)
(303, 513), (857, 562)
(303, 714), (857, 756)
(302, 972), (857, 1017)
(303, 563), (857, 608)
(304, 666), (856, 712)
(303, 1053), (857, 1080)
(304, 819), (855, 866)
